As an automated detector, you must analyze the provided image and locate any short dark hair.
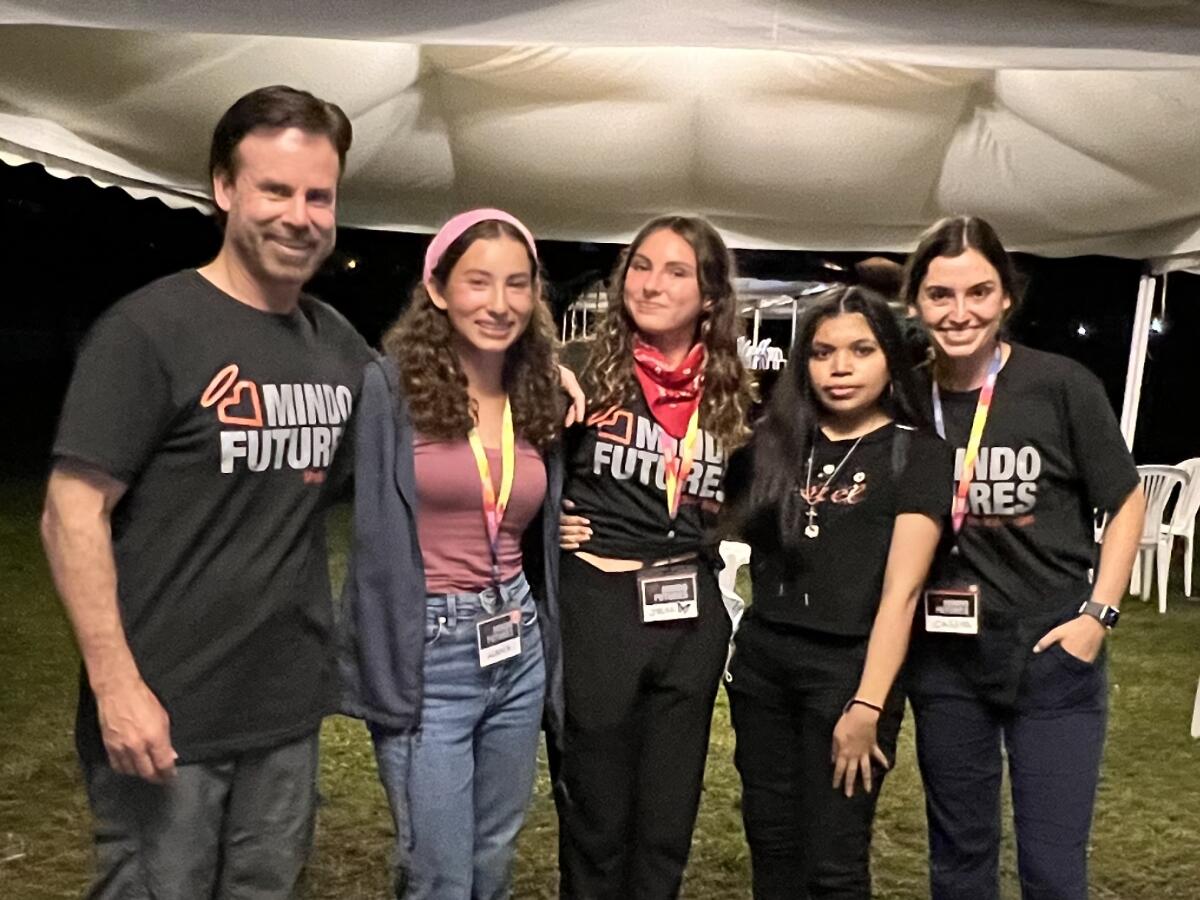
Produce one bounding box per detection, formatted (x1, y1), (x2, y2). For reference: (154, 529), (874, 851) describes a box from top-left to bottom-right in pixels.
(208, 84), (352, 185)
(900, 215), (1023, 311)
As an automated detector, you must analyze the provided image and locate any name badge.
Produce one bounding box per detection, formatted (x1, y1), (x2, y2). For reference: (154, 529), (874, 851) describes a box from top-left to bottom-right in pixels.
(477, 610), (522, 667)
(923, 586), (980, 635)
(637, 564), (700, 623)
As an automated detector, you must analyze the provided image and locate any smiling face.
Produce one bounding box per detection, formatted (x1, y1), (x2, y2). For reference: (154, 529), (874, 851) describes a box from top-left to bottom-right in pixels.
(428, 234), (535, 357)
(807, 312), (890, 418)
(213, 126), (339, 288)
(913, 248), (1012, 361)
(623, 227), (709, 346)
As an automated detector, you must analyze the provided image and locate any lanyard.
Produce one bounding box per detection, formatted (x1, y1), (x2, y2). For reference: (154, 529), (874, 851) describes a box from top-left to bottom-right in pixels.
(467, 399), (516, 582)
(932, 346), (1002, 534)
(659, 408), (701, 521)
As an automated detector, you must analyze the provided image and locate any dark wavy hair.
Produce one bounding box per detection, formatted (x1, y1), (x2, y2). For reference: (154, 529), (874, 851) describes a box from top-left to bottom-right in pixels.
(581, 215), (753, 451)
(748, 285), (925, 548)
(382, 220), (562, 449)
(901, 215), (1024, 315)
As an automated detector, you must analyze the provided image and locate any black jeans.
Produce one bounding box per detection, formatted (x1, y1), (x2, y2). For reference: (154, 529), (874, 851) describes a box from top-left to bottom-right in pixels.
(726, 615), (904, 900)
(908, 644), (1107, 900)
(554, 553), (731, 900)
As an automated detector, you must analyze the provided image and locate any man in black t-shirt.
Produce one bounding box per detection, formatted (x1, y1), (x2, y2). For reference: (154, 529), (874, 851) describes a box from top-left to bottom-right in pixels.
(41, 86), (373, 898)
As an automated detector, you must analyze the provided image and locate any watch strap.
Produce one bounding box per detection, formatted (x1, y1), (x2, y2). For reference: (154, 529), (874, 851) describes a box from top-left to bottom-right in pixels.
(1078, 600), (1119, 629)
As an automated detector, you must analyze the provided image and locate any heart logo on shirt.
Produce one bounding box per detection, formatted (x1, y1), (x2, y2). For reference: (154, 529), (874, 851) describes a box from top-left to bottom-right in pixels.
(589, 407), (634, 446)
(217, 380), (263, 427)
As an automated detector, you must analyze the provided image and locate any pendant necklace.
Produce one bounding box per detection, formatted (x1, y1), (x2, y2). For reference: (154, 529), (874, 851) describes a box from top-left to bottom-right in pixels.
(803, 432), (865, 539)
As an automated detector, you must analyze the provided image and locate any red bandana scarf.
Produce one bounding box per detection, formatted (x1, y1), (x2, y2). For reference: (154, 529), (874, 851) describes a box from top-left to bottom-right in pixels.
(631, 338), (706, 438)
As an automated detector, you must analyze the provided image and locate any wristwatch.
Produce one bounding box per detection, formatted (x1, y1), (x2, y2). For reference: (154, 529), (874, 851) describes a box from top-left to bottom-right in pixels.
(1078, 600), (1120, 629)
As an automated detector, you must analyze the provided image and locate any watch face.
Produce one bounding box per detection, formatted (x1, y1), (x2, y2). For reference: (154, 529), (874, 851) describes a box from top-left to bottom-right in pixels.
(1102, 606), (1120, 627)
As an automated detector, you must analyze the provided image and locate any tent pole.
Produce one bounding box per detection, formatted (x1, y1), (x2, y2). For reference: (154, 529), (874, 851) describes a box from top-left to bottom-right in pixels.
(1119, 272), (1156, 450)
(753, 302), (761, 345)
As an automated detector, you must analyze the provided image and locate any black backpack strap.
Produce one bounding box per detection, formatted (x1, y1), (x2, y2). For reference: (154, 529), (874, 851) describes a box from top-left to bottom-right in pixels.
(891, 424), (914, 477)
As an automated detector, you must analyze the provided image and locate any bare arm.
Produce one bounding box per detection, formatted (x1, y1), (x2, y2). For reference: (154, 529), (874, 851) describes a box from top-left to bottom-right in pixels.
(832, 512), (942, 796)
(1034, 484), (1145, 659)
(41, 462), (176, 782)
(1088, 484), (1144, 612)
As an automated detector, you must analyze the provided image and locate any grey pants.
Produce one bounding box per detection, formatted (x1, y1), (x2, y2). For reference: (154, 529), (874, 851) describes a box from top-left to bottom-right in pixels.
(81, 730), (319, 900)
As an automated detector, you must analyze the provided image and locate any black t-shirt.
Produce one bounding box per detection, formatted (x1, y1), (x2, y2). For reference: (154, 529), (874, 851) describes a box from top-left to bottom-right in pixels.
(564, 391), (727, 561)
(54, 270), (374, 763)
(911, 343), (1140, 703)
(730, 423), (952, 637)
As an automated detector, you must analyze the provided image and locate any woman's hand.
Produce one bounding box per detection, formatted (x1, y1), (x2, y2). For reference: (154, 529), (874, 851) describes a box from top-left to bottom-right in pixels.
(558, 365), (586, 427)
(831, 703), (889, 798)
(1033, 613), (1107, 663)
(560, 498), (592, 550)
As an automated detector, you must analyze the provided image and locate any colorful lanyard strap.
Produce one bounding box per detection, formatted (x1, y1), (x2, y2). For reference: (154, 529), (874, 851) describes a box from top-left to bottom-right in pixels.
(467, 398), (516, 582)
(932, 346), (1002, 534)
(658, 408), (702, 521)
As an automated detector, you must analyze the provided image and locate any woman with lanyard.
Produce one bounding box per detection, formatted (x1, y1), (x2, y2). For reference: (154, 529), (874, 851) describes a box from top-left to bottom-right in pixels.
(338, 209), (577, 899)
(555, 215), (755, 899)
(721, 285), (952, 899)
(903, 216), (1145, 900)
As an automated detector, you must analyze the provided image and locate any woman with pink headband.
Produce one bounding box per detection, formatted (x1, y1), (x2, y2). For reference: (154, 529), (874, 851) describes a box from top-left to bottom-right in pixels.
(339, 208), (569, 899)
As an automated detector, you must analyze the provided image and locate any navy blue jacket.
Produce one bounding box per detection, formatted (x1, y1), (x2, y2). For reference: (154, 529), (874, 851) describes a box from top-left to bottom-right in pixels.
(337, 356), (564, 742)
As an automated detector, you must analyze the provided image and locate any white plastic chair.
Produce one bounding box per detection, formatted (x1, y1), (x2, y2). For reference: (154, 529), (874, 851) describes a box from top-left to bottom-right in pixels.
(1192, 676), (1200, 739)
(1158, 457), (1200, 597)
(1130, 465), (1188, 613)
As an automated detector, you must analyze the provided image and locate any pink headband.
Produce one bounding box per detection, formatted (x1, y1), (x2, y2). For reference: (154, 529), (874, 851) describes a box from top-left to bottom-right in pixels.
(423, 208), (538, 284)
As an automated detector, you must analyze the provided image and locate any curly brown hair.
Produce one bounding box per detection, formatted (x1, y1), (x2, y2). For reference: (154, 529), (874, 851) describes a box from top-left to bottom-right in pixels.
(581, 215), (753, 451)
(382, 220), (562, 449)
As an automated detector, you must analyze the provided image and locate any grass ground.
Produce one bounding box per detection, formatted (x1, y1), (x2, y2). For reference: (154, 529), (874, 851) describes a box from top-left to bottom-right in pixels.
(2, 476), (1198, 898)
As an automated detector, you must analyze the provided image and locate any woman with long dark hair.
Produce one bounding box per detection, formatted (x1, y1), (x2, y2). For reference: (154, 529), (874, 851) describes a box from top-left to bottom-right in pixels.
(554, 215), (755, 899)
(338, 209), (566, 899)
(722, 285), (952, 898)
(903, 216), (1144, 900)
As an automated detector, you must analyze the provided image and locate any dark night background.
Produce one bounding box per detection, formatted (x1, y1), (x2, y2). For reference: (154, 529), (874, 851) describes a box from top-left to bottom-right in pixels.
(4, 159), (1199, 479)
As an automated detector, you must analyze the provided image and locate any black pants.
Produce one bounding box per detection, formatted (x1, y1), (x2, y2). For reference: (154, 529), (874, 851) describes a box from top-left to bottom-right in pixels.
(553, 553), (731, 900)
(725, 615), (904, 900)
(908, 644), (1107, 900)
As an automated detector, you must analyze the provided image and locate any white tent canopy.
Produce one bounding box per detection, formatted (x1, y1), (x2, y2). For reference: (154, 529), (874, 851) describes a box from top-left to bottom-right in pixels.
(3, 0), (1198, 450)
(2, 1), (1200, 261)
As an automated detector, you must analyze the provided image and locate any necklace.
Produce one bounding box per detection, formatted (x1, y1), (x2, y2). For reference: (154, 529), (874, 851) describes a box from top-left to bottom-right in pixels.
(802, 432), (865, 539)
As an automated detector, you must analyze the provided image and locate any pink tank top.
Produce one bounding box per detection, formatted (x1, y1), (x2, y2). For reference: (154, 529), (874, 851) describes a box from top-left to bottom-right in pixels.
(413, 433), (547, 595)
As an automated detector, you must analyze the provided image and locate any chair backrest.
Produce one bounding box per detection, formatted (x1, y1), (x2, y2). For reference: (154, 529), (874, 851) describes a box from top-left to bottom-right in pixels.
(1138, 465), (1188, 543)
(1169, 458), (1200, 534)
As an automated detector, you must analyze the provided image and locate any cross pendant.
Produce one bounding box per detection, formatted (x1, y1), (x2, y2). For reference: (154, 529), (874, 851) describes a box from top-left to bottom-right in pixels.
(804, 508), (819, 539)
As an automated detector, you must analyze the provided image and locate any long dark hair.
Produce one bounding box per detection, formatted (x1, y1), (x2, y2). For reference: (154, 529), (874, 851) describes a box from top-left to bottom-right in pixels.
(748, 285), (924, 548)
(382, 219), (562, 450)
(582, 215), (753, 451)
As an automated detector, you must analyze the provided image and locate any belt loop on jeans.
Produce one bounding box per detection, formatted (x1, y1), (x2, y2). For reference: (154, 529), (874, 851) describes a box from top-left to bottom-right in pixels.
(446, 595), (458, 628)
(481, 586), (499, 616)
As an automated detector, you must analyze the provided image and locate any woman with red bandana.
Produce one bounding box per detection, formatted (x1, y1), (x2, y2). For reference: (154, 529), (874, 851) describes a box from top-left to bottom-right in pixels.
(553, 216), (755, 899)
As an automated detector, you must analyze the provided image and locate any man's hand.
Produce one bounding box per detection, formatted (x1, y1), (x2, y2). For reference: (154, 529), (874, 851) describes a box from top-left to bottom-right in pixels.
(558, 365), (586, 427)
(831, 703), (889, 798)
(560, 497), (592, 550)
(1033, 613), (1107, 663)
(96, 677), (177, 783)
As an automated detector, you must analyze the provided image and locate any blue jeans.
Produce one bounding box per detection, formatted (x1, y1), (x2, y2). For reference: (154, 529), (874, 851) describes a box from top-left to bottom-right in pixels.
(371, 573), (546, 900)
(910, 644), (1108, 900)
